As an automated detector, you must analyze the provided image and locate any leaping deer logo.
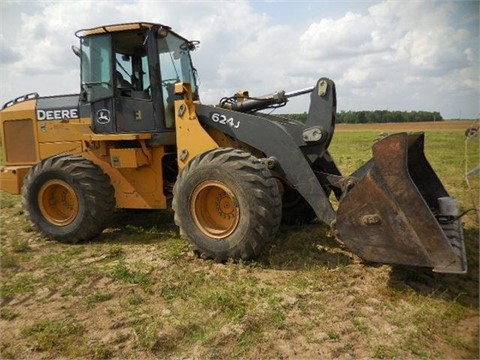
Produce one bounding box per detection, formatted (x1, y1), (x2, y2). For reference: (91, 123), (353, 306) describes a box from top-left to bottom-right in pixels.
(97, 109), (111, 124)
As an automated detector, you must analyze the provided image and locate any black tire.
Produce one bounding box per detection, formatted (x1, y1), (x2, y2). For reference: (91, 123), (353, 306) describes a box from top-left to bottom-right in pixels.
(21, 154), (115, 243)
(281, 187), (317, 225)
(172, 148), (282, 261)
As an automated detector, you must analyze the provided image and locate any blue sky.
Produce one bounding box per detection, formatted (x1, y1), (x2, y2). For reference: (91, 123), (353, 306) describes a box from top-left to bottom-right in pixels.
(1, 0), (479, 119)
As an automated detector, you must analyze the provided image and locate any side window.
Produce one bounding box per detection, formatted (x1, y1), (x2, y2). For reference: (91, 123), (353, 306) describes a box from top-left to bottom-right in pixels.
(81, 35), (113, 102)
(113, 34), (151, 100)
(141, 56), (151, 93)
(115, 53), (133, 91)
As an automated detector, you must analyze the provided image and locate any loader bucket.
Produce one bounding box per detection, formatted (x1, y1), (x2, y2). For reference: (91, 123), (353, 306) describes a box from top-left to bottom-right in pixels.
(335, 132), (467, 273)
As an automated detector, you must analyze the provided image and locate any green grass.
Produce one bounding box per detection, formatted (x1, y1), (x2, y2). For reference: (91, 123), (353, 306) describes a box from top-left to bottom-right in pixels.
(0, 128), (478, 359)
(20, 317), (86, 355)
(85, 291), (113, 309)
(0, 274), (36, 298)
(110, 260), (156, 293)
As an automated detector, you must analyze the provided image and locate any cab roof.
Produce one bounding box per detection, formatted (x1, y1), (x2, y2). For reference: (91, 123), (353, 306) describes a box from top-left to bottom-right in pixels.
(75, 22), (171, 38)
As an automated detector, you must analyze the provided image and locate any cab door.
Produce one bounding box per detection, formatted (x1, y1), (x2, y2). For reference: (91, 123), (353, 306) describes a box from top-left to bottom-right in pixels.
(80, 34), (116, 134)
(113, 48), (157, 133)
(80, 30), (162, 134)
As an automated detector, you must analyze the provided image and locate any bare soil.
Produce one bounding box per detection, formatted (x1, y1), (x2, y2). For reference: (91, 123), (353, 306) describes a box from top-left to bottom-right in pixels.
(336, 119), (478, 132)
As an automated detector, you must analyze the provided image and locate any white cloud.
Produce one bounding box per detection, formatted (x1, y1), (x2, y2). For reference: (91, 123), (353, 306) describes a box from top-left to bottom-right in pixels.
(0, 0), (478, 118)
(341, 68), (369, 85)
(295, 0), (479, 117)
(0, 34), (20, 64)
(300, 12), (381, 59)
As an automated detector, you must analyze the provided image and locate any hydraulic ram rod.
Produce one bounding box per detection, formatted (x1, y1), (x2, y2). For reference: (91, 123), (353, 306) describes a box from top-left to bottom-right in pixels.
(284, 86), (314, 99)
(221, 86), (315, 113)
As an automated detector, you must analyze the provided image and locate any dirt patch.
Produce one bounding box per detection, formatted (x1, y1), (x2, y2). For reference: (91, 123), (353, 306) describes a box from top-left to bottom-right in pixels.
(336, 120), (477, 132)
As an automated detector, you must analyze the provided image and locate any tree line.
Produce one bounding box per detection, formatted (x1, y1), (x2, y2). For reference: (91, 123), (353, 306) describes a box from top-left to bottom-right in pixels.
(282, 110), (443, 124)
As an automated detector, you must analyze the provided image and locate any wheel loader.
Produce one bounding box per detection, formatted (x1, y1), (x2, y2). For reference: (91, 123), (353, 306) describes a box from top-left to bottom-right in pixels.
(0, 22), (467, 273)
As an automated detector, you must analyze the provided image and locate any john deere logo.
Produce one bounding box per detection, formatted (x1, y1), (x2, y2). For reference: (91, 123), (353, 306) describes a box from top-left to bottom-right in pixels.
(96, 109), (111, 124)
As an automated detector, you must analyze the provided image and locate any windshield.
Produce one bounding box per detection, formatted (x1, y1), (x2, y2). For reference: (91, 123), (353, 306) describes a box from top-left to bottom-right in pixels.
(158, 32), (198, 128)
(158, 33), (198, 94)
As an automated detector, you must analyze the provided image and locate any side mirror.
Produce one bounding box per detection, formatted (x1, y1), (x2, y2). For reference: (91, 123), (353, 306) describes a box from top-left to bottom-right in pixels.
(72, 45), (81, 57)
(157, 27), (169, 39)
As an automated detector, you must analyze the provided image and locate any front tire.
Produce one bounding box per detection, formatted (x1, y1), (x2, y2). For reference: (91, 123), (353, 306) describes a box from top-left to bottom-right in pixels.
(21, 154), (115, 243)
(172, 148), (282, 261)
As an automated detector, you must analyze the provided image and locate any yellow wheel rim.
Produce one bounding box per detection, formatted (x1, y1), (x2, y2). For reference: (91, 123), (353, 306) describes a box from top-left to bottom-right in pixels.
(38, 179), (79, 226)
(191, 180), (240, 239)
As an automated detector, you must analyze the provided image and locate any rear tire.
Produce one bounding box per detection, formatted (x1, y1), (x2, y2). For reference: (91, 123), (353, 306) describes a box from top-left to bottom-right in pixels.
(281, 187), (317, 225)
(172, 148), (282, 261)
(21, 154), (115, 243)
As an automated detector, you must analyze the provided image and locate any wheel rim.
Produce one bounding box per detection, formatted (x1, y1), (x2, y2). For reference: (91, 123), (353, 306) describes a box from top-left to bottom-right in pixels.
(38, 179), (79, 226)
(190, 180), (240, 239)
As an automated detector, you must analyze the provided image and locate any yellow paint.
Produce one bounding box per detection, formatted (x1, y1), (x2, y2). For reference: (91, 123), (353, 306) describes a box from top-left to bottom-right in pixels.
(0, 166), (31, 194)
(82, 132), (152, 142)
(76, 22), (157, 37)
(109, 148), (151, 168)
(174, 83), (218, 170)
(1, 99), (40, 165)
(39, 142), (83, 159)
(84, 146), (171, 209)
(36, 118), (90, 143)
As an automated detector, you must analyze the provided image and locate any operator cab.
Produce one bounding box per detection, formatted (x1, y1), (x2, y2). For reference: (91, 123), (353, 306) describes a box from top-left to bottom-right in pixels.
(75, 22), (198, 141)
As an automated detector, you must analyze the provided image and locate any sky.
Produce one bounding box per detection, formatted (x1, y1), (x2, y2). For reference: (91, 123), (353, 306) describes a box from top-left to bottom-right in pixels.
(1, 0), (479, 119)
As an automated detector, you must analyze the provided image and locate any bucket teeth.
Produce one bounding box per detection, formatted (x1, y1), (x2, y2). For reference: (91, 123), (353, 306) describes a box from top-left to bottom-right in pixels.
(434, 220), (467, 274)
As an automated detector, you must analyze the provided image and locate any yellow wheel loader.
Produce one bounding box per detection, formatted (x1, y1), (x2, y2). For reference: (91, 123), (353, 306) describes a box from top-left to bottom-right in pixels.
(0, 22), (467, 273)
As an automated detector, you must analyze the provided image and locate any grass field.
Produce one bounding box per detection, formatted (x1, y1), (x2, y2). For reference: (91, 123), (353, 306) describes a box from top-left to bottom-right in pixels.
(0, 121), (478, 359)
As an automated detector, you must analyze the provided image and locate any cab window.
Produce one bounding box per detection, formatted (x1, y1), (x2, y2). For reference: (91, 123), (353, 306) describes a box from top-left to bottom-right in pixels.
(112, 31), (151, 100)
(80, 34), (113, 102)
(158, 33), (198, 128)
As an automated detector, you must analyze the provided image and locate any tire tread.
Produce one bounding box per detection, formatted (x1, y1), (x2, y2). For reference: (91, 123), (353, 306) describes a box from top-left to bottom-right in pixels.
(173, 148), (281, 261)
(21, 154), (115, 243)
